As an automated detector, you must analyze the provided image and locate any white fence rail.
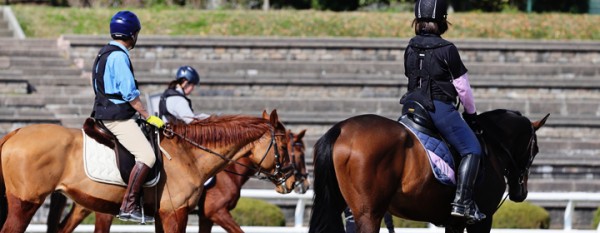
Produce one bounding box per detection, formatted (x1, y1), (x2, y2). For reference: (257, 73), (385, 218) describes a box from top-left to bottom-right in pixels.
(25, 190), (600, 232)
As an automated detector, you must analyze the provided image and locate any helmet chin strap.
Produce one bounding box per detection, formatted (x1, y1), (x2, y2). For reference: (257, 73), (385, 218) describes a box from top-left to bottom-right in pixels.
(128, 34), (138, 50)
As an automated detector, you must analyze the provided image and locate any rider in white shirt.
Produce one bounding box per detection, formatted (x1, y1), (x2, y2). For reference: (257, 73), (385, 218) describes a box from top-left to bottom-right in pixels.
(158, 65), (215, 186)
(158, 66), (210, 124)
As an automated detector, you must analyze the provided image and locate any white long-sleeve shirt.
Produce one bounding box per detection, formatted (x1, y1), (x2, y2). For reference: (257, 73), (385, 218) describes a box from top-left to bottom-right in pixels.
(164, 87), (210, 124)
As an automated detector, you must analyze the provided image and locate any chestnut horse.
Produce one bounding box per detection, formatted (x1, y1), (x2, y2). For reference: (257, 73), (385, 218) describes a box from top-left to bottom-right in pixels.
(197, 129), (309, 233)
(0, 110), (297, 233)
(308, 109), (549, 233)
(45, 129), (309, 233)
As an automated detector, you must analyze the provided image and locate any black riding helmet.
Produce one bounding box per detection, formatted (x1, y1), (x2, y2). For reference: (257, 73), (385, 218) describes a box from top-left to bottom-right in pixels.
(415, 0), (448, 21)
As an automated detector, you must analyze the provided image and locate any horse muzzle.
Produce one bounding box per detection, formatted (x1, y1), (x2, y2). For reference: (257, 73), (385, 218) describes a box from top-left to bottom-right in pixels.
(509, 189), (528, 202)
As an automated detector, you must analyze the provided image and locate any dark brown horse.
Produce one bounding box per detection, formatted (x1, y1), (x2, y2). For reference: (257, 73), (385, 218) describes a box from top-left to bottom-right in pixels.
(45, 129), (309, 233)
(308, 109), (549, 233)
(0, 110), (297, 233)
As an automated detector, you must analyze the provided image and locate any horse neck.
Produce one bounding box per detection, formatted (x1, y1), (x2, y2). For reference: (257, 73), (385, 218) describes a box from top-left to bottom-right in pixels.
(225, 156), (255, 186)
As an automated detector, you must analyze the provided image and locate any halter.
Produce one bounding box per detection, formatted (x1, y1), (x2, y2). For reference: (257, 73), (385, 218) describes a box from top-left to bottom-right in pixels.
(162, 124), (294, 189)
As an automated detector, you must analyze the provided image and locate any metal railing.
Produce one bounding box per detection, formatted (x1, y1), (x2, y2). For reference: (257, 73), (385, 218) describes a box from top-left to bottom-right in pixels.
(24, 190), (600, 232)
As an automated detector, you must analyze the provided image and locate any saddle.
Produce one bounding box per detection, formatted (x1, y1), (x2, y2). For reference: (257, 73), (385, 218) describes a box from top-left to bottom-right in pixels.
(399, 101), (486, 186)
(400, 100), (437, 137)
(82, 118), (160, 184)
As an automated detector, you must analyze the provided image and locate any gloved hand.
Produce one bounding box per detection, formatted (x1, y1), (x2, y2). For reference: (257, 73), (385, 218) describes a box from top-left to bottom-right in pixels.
(146, 115), (165, 128)
(462, 112), (480, 133)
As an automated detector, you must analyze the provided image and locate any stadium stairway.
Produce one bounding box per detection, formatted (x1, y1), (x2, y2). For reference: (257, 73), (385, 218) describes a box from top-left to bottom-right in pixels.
(2, 35), (600, 228)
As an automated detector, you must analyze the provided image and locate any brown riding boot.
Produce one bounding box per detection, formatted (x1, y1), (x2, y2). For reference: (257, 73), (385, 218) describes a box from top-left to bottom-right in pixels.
(118, 162), (154, 223)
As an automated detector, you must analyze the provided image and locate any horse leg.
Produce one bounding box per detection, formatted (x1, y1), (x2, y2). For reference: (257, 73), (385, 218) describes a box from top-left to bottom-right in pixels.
(208, 208), (243, 233)
(445, 222), (466, 233)
(1, 193), (42, 233)
(198, 216), (214, 233)
(57, 203), (92, 233)
(158, 208), (189, 233)
(92, 212), (114, 233)
(352, 213), (383, 233)
(466, 217), (492, 233)
(154, 214), (165, 233)
(47, 192), (67, 233)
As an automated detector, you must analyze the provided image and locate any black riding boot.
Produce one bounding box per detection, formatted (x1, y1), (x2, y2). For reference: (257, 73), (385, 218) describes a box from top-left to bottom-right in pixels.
(450, 154), (486, 224)
(118, 162), (154, 223)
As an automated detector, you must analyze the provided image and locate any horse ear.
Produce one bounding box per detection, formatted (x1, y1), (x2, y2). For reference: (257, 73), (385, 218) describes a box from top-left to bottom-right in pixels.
(269, 109), (279, 126)
(532, 113), (550, 131)
(262, 110), (269, 119)
(296, 129), (306, 140)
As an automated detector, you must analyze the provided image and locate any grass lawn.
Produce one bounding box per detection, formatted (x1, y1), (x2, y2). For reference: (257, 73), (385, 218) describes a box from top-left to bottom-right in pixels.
(10, 5), (600, 40)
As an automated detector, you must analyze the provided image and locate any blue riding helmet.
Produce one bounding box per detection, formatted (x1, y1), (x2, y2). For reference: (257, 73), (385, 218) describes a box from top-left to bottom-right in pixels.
(175, 66), (200, 85)
(415, 0), (447, 21)
(110, 11), (141, 40)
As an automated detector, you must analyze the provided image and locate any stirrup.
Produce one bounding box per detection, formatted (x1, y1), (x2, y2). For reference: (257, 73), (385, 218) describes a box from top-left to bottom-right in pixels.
(450, 203), (486, 224)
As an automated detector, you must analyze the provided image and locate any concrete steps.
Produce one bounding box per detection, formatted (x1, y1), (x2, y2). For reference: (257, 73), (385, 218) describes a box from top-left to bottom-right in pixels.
(0, 10), (11, 38)
(80, 59), (600, 77)
(1, 37), (600, 194)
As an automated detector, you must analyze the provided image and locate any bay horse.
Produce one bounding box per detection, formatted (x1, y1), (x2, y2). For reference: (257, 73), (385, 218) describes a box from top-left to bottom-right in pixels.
(0, 110), (297, 233)
(45, 128), (309, 233)
(308, 109), (549, 233)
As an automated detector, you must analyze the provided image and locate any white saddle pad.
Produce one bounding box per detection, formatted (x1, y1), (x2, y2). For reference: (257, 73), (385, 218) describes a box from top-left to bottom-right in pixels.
(82, 130), (159, 187)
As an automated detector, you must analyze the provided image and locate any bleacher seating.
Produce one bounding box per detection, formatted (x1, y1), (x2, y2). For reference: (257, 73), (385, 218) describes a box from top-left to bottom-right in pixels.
(2, 35), (600, 228)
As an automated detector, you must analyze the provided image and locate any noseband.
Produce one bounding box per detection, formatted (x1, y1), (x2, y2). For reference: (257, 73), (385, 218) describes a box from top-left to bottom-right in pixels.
(254, 127), (295, 187)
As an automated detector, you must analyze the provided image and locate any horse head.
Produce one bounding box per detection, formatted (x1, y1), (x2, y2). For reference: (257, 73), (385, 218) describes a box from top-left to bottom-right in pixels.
(288, 129), (310, 194)
(479, 110), (550, 202)
(249, 109), (295, 194)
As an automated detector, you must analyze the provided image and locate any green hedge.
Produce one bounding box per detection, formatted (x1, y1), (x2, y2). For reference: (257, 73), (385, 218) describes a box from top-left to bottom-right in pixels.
(231, 197), (286, 226)
(492, 201), (550, 229)
(390, 217), (428, 228)
(591, 206), (600, 228)
(79, 197), (285, 226)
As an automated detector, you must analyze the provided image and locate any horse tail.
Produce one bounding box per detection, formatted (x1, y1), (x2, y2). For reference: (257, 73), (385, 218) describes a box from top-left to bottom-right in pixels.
(308, 123), (346, 233)
(0, 129), (19, 228)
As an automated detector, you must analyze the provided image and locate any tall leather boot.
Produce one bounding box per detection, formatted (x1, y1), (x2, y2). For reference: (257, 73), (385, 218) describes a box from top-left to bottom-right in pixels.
(118, 162), (154, 223)
(450, 154), (486, 224)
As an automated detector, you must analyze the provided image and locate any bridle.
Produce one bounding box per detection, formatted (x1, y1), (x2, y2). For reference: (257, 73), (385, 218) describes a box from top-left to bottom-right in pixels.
(484, 124), (537, 212)
(498, 125), (537, 185)
(289, 132), (308, 189)
(162, 124), (295, 189)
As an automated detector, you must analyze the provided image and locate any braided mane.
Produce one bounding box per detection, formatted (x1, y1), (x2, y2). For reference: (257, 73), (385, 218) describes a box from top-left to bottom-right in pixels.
(169, 115), (271, 147)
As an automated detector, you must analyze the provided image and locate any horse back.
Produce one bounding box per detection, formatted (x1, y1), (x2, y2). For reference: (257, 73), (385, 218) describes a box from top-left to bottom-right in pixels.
(330, 115), (454, 224)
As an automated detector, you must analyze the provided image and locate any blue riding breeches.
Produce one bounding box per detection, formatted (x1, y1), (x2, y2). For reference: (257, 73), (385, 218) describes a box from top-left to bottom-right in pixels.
(428, 100), (482, 158)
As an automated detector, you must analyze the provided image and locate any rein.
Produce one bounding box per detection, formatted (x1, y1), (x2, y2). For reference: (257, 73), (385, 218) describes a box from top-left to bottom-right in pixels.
(218, 132), (306, 189)
(483, 125), (536, 184)
(162, 124), (294, 187)
(480, 122), (536, 212)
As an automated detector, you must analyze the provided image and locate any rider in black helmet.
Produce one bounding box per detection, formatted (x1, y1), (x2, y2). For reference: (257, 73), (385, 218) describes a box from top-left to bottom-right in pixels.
(400, 0), (486, 224)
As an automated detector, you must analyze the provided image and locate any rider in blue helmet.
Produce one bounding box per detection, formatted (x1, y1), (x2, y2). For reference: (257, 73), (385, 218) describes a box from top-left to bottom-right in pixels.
(91, 10), (161, 223)
(158, 65), (210, 124)
(110, 10), (141, 49)
(400, 0), (485, 224)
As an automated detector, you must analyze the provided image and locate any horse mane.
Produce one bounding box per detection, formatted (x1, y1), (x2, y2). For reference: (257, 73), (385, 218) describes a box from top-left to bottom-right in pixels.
(168, 115), (271, 148)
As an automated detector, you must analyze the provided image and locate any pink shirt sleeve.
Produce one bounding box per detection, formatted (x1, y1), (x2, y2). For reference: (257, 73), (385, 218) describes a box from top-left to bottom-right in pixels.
(453, 73), (476, 114)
